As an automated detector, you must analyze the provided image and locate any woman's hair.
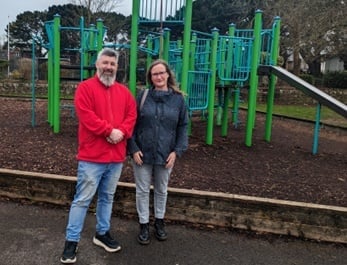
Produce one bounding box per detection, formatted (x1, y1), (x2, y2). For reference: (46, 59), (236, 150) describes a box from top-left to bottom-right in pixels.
(146, 59), (182, 94)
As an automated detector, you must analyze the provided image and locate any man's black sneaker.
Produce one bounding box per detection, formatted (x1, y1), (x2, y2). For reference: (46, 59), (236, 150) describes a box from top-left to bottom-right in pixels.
(60, 241), (78, 264)
(137, 223), (150, 245)
(93, 231), (121, 252)
(154, 218), (167, 241)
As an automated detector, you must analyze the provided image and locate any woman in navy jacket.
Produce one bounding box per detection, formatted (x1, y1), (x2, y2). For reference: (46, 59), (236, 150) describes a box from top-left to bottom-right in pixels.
(127, 59), (188, 245)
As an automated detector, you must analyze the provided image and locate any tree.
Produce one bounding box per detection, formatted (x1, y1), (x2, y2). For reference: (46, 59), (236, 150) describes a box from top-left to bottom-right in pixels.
(191, 0), (265, 33)
(8, 4), (88, 58)
(9, 2), (131, 62)
(7, 0), (346, 77)
(95, 11), (130, 42)
(46, 4), (89, 54)
(9, 11), (46, 56)
(264, 0), (347, 75)
(70, 0), (125, 26)
(189, 0), (347, 75)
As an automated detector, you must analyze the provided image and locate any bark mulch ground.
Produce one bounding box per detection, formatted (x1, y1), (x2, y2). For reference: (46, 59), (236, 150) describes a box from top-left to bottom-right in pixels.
(0, 97), (346, 207)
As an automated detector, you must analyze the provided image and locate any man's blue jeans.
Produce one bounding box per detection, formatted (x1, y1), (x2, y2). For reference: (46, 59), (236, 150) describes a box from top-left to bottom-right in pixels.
(65, 161), (123, 242)
(132, 162), (172, 224)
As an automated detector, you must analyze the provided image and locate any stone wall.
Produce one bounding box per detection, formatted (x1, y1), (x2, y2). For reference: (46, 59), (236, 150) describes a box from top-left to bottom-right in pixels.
(1, 168), (346, 244)
(0, 80), (77, 97)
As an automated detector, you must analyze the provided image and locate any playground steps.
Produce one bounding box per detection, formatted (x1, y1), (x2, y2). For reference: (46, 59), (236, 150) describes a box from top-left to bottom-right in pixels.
(60, 64), (96, 82)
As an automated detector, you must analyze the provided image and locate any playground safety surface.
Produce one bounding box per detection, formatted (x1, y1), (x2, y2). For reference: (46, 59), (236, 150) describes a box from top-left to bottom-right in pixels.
(0, 97), (346, 207)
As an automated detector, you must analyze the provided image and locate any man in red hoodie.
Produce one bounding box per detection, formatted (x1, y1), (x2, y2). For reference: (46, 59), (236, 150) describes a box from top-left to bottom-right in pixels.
(60, 48), (137, 264)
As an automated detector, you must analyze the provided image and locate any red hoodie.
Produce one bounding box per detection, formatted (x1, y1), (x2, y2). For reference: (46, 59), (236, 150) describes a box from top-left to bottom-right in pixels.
(74, 75), (137, 163)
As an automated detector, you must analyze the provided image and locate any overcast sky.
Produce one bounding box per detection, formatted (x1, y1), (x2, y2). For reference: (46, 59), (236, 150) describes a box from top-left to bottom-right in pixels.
(0, 0), (132, 43)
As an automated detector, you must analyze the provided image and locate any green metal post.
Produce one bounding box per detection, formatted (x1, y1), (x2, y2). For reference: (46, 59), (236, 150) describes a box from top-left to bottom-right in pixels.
(245, 10), (262, 146)
(204, 41), (211, 71)
(180, 0), (193, 94)
(221, 87), (231, 136)
(232, 85), (241, 127)
(219, 38), (226, 86)
(189, 33), (197, 71)
(129, 0), (140, 96)
(47, 40), (53, 125)
(88, 23), (96, 77)
(187, 34), (197, 135)
(175, 39), (183, 75)
(146, 35), (153, 88)
(52, 14), (61, 133)
(80, 17), (86, 81)
(221, 25), (235, 135)
(96, 19), (104, 52)
(216, 34), (223, 127)
(216, 89), (223, 126)
(226, 23), (235, 81)
(159, 31), (164, 59)
(163, 28), (170, 62)
(206, 28), (219, 145)
(264, 16), (281, 142)
(228, 24), (240, 127)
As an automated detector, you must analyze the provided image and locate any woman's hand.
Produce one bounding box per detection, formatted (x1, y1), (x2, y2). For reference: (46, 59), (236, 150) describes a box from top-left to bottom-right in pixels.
(166, 152), (176, 169)
(133, 151), (143, 165)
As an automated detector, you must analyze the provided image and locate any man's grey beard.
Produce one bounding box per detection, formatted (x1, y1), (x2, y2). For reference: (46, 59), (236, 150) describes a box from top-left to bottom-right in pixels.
(98, 70), (116, 87)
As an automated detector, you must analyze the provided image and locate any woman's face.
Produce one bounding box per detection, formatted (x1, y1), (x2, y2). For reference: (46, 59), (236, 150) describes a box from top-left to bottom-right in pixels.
(150, 64), (169, 90)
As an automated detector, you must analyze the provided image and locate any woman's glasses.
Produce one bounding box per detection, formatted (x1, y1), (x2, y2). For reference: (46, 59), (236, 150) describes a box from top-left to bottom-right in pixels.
(151, 71), (167, 77)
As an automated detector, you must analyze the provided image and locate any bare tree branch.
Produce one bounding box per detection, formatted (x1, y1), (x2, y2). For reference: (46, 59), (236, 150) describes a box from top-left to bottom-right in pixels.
(69, 0), (125, 25)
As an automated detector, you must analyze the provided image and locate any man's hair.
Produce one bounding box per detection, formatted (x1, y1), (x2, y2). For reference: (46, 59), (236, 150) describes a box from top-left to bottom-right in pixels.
(97, 48), (119, 61)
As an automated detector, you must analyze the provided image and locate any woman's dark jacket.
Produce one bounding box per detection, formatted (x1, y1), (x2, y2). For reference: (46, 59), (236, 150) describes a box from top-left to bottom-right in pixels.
(127, 88), (189, 165)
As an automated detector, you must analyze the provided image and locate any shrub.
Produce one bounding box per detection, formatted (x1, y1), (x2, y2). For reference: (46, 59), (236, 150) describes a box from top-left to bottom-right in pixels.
(0, 59), (9, 78)
(299, 74), (314, 85)
(17, 58), (32, 80)
(11, 70), (23, 79)
(323, 71), (347, 89)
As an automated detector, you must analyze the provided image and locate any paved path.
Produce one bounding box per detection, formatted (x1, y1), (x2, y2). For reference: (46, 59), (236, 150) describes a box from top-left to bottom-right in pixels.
(0, 200), (346, 265)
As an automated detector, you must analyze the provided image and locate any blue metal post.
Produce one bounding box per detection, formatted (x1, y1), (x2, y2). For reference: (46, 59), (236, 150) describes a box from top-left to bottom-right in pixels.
(31, 38), (36, 127)
(312, 103), (321, 155)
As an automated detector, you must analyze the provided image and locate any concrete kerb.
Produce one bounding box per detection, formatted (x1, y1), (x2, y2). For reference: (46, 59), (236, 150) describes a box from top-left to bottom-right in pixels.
(0, 168), (346, 244)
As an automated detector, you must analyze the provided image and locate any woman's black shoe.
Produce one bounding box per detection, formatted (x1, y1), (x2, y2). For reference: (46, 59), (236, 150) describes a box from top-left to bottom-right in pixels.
(154, 219), (167, 241)
(137, 223), (150, 245)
